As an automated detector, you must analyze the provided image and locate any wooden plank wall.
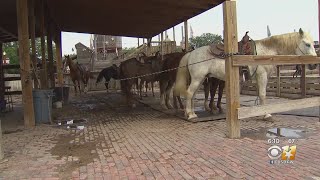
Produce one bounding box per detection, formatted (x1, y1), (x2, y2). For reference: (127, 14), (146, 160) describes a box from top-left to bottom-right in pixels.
(241, 76), (320, 99)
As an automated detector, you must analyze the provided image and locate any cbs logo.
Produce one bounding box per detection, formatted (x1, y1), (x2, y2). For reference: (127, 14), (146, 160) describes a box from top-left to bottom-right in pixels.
(267, 145), (282, 160)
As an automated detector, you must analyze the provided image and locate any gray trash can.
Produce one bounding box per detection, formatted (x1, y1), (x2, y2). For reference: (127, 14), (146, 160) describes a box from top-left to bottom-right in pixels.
(33, 89), (54, 124)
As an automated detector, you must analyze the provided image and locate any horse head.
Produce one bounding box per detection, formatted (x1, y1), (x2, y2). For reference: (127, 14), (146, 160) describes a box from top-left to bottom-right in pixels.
(295, 28), (318, 70)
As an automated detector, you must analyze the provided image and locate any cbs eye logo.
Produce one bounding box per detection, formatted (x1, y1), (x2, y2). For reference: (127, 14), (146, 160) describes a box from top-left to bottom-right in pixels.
(268, 145), (282, 160)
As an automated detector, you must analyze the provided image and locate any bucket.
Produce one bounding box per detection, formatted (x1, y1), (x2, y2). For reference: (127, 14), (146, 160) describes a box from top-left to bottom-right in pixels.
(33, 89), (54, 124)
(53, 87), (70, 103)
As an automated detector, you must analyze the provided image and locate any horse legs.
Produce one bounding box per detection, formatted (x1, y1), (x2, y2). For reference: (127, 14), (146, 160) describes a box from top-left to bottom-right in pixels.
(185, 78), (202, 120)
(209, 78), (219, 113)
(73, 80), (78, 94)
(151, 81), (155, 97)
(160, 80), (168, 109)
(77, 80), (81, 95)
(139, 79), (144, 99)
(256, 71), (272, 119)
(145, 81), (148, 97)
(165, 81), (174, 109)
(217, 80), (225, 113)
(105, 82), (109, 92)
(203, 78), (211, 112)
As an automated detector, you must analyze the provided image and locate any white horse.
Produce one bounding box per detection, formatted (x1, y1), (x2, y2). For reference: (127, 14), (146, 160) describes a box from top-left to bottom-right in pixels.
(174, 29), (317, 120)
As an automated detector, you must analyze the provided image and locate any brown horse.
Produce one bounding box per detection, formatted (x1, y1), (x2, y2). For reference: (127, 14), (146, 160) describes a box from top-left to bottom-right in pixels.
(159, 52), (186, 109)
(138, 52), (162, 99)
(119, 58), (142, 106)
(203, 77), (225, 113)
(64, 55), (93, 94)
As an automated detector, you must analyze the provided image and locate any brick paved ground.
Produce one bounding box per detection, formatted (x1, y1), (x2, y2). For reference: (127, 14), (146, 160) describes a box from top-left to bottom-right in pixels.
(0, 91), (320, 180)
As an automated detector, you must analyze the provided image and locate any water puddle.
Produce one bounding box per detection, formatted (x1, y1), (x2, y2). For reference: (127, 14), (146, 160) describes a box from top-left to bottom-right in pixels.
(194, 107), (205, 112)
(57, 118), (87, 130)
(266, 128), (309, 138)
(242, 127), (313, 140)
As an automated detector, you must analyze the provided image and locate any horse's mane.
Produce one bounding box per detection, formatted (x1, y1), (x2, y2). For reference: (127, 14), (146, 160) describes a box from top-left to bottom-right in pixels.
(256, 32), (308, 54)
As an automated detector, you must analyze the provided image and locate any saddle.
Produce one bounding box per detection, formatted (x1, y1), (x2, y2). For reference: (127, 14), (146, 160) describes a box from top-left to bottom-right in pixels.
(209, 31), (257, 81)
(209, 31), (256, 57)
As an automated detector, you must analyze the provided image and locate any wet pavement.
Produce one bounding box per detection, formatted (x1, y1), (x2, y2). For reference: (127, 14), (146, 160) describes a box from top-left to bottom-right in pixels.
(0, 91), (320, 179)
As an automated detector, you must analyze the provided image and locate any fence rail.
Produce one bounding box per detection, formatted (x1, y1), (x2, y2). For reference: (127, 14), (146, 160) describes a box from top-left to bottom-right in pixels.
(241, 76), (320, 99)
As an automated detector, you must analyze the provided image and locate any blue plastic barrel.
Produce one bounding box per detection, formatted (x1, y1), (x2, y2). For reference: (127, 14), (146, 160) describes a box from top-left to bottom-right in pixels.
(33, 89), (54, 124)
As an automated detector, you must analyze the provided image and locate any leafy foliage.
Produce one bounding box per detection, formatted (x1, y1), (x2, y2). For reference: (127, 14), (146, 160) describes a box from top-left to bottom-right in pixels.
(2, 37), (57, 74)
(189, 33), (223, 48)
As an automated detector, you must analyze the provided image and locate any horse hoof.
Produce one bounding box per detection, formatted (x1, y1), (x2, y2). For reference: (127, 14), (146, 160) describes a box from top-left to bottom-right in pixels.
(186, 113), (198, 120)
(205, 105), (211, 112)
(166, 103), (174, 109)
(185, 112), (198, 120)
(161, 104), (168, 110)
(263, 114), (273, 121)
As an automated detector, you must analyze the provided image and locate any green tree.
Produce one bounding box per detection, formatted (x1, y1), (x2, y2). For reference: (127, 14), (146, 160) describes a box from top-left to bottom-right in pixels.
(3, 42), (19, 65)
(2, 37), (56, 67)
(121, 47), (136, 54)
(189, 33), (223, 48)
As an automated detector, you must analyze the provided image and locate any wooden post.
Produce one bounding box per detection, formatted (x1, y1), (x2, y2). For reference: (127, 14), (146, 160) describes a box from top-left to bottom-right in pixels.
(28, 0), (39, 89)
(318, 0), (320, 122)
(17, 0), (35, 127)
(223, 0), (240, 138)
(94, 35), (97, 62)
(161, 32), (164, 60)
(184, 21), (189, 50)
(0, 119), (3, 160)
(0, 43), (5, 111)
(300, 65), (306, 98)
(47, 24), (54, 88)
(173, 27), (176, 42)
(55, 30), (63, 87)
(276, 65), (281, 97)
(39, 0), (47, 89)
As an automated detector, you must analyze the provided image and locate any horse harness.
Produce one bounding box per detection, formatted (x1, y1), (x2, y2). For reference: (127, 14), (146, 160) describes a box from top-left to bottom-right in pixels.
(209, 31), (258, 81)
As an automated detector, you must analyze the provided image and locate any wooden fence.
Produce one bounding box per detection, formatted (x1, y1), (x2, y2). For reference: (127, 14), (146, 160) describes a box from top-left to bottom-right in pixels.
(241, 76), (320, 99)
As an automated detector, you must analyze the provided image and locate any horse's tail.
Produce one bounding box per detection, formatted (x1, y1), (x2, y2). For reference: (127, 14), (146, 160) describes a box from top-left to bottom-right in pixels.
(96, 70), (104, 83)
(174, 54), (190, 97)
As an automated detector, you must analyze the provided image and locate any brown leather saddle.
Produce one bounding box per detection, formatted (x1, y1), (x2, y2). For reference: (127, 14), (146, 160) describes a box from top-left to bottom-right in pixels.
(209, 31), (257, 81)
(209, 31), (256, 57)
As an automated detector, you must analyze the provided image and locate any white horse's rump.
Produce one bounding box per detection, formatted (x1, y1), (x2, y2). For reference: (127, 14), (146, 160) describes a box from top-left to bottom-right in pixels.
(174, 29), (317, 120)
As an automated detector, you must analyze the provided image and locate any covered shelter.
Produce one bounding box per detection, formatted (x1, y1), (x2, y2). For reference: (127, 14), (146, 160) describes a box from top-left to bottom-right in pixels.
(0, 0), (319, 139)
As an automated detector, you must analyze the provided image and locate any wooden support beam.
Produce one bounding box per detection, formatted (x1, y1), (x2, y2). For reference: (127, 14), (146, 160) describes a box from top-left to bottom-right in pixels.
(0, 119), (3, 160)
(16, 0), (35, 127)
(276, 66), (281, 97)
(29, 0), (39, 89)
(0, 43), (5, 111)
(39, 0), (47, 89)
(173, 26), (176, 42)
(184, 21), (189, 50)
(0, 27), (18, 39)
(223, 0), (240, 138)
(55, 30), (63, 87)
(300, 65), (306, 98)
(232, 55), (320, 66)
(238, 97), (320, 119)
(47, 23), (54, 88)
(161, 32), (164, 60)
